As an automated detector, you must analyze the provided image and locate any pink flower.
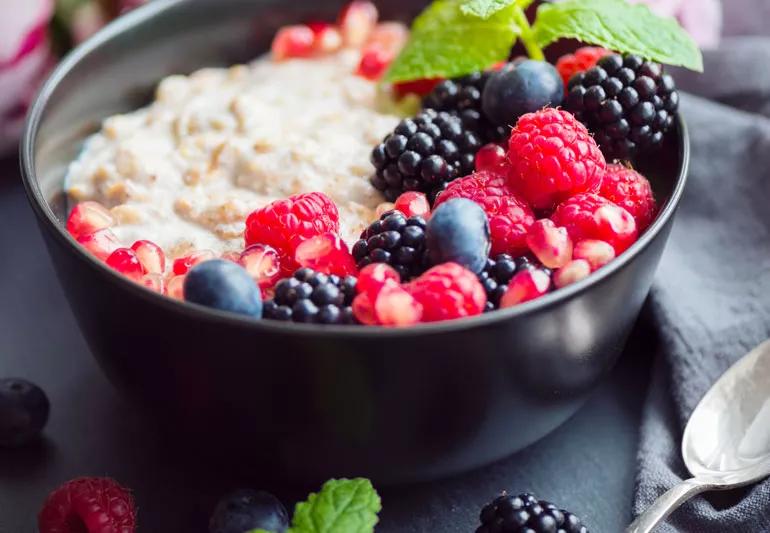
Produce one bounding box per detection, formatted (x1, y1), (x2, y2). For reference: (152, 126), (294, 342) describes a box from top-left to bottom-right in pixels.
(631, 0), (722, 49)
(0, 0), (54, 154)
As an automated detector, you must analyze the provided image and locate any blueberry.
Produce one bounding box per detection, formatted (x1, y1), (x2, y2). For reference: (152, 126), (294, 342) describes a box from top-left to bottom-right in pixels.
(482, 60), (564, 126)
(209, 489), (289, 533)
(183, 260), (263, 318)
(426, 198), (490, 274)
(0, 378), (50, 447)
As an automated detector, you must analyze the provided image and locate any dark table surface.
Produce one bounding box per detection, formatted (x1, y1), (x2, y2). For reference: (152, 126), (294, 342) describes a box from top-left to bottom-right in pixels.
(0, 154), (653, 532)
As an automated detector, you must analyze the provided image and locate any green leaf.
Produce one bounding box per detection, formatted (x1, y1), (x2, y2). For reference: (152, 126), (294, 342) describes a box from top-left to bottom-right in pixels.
(460, 0), (516, 19)
(531, 0), (703, 71)
(288, 478), (381, 533)
(385, 0), (520, 83)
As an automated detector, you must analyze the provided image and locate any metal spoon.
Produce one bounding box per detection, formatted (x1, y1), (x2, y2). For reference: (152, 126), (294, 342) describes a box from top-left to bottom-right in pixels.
(627, 339), (770, 533)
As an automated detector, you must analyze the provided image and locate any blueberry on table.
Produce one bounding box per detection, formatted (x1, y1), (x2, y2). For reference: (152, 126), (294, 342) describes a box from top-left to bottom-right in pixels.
(209, 489), (289, 533)
(482, 60), (564, 127)
(426, 198), (490, 274)
(183, 259), (263, 318)
(0, 378), (50, 447)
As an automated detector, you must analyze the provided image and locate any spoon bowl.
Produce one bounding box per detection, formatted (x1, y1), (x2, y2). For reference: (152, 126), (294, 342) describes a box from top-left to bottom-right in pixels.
(628, 339), (770, 532)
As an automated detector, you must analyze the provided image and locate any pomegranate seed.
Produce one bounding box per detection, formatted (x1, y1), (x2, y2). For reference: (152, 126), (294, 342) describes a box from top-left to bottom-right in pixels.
(220, 251), (242, 263)
(239, 244), (282, 289)
(294, 232), (357, 276)
(356, 45), (394, 80)
(594, 205), (638, 254)
(166, 275), (186, 300)
(139, 273), (166, 294)
(337, 0), (378, 47)
(357, 263), (400, 300)
(106, 248), (145, 281)
(393, 192), (430, 219)
(352, 292), (377, 325)
(172, 250), (216, 276)
(553, 259), (592, 289)
(526, 219), (573, 269)
(393, 78), (443, 99)
(308, 22), (343, 54)
(66, 201), (114, 238)
(501, 269), (552, 308)
(131, 240), (166, 274)
(76, 229), (120, 261)
(366, 22), (408, 53)
(573, 239), (616, 271)
(271, 25), (315, 61)
(474, 143), (507, 173)
(374, 282), (423, 326)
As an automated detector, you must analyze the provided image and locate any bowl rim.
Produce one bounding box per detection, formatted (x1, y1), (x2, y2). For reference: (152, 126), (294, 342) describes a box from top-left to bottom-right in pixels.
(19, 0), (690, 339)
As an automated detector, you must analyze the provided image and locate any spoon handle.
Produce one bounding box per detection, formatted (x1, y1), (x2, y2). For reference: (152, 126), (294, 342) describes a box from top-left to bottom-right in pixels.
(626, 478), (714, 533)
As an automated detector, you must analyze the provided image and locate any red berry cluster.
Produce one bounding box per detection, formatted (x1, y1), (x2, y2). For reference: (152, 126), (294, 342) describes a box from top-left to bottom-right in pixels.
(555, 46), (611, 87)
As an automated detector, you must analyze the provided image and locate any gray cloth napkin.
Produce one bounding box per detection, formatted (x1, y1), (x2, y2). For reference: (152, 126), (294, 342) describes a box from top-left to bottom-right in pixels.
(632, 9), (770, 531)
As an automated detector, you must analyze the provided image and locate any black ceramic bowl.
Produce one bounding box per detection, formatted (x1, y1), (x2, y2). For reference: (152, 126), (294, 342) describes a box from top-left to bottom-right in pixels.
(20, 0), (688, 484)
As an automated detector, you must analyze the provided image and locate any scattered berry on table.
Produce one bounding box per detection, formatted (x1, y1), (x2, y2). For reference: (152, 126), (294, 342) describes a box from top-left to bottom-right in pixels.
(434, 171), (534, 257)
(552, 193), (638, 254)
(370, 109), (482, 202)
(338, 0), (379, 47)
(106, 248), (145, 282)
(476, 492), (589, 533)
(66, 201), (114, 239)
(263, 268), (358, 325)
(0, 378), (49, 447)
(481, 60), (564, 129)
(422, 72), (509, 143)
(572, 239), (616, 271)
(239, 244), (282, 290)
(209, 489), (289, 533)
(600, 163), (658, 231)
(183, 259), (263, 318)
(507, 108), (606, 211)
(76, 228), (120, 261)
(38, 477), (136, 533)
(500, 267), (552, 307)
(478, 254), (533, 311)
(474, 143), (507, 173)
(556, 47), (611, 86)
(244, 192), (340, 272)
(425, 198), (491, 275)
(406, 262), (487, 322)
(131, 239), (165, 275)
(352, 210), (428, 281)
(553, 259), (592, 289)
(173, 249), (217, 276)
(294, 232), (357, 277)
(271, 25), (315, 61)
(393, 191), (431, 219)
(525, 219), (574, 270)
(565, 54), (679, 161)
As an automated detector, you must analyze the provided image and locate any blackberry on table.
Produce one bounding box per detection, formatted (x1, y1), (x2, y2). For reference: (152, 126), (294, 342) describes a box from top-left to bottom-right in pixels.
(478, 255), (536, 312)
(477, 492), (589, 533)
(564, 53), (679, 161)
(352, 210), (428, 281)
(263, 268), (357, 325)
(423, 72), (510, 143)
(370, 109), (481, 203)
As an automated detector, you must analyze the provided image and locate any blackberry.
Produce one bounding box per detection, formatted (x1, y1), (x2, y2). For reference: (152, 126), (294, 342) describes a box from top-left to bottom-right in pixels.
(352, 210), (428, 281)
(478, 255), (532, 312)
(423, 72), (510, 143)
(564, 53), (679, 161)
(263, 268), (357, 325)
(370, 110), (482, 203)
(477, 492), (589, 533)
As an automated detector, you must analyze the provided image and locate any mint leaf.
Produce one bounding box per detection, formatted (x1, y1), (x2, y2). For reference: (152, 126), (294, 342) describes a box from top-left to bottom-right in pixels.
(289, 478), (381, 533)
(460, 0), (516, 19)
(531, 0), (703, 71)
(385, 0), (520, 83)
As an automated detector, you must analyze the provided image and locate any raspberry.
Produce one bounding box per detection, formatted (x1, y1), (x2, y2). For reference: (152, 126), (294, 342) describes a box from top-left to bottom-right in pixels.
(556, 47), (611, 86)
(551, 193), (638, 254)
(435, 171), (535, 256)
(507, 108), (606, 210)
(38, 477), (136, 533)
(244, 192), (340, 271)
(600, 163), (657, 231)
(406, 262), (486, 322)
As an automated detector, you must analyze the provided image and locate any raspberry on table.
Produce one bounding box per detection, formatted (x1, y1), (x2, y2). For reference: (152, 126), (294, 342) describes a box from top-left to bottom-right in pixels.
(434, 170), (535, 257)
(565, 53), (680, 161)
(352, 210), (428, 281)
(38, 477), (137, 533)
(477, 492), (589, 533)
(406, 262), (487, 322)
(507, 108), (606, 211)
(600, 163), (658, 231)
(556, 47), (611, 86)
(370, 109), (482, 203)
(551, 193), (638, 254)
(244, 192), (340, 272)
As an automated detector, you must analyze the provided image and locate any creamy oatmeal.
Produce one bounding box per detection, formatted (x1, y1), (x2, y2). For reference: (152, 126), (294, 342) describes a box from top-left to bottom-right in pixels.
(65, 50), (400, 258)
